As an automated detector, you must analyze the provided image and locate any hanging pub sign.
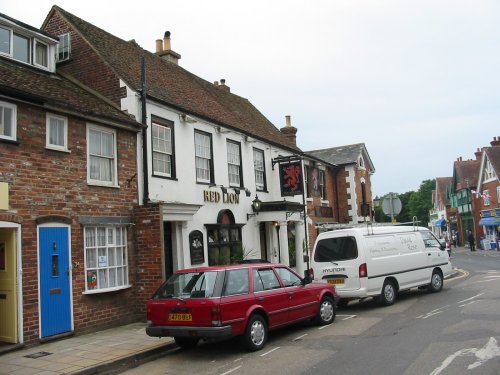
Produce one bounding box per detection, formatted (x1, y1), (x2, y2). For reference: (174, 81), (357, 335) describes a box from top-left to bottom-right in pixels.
(189, 230), (205, 265)
(307, 167), (321, 197)
(279, 160), (304, 196)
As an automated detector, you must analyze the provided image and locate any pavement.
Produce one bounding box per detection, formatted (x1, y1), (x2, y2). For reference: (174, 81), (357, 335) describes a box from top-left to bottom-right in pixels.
(0, 322), (175, 375)
(1, 244), (498, 375)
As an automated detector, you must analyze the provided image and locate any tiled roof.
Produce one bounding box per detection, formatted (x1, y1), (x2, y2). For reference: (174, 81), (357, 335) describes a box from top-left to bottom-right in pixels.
(306, 143), (374, 171)
(453, 159), (480, 190)
(0, 58), (142, 130)
(49, 6), (300, 152)
(435, 177), (452, 205)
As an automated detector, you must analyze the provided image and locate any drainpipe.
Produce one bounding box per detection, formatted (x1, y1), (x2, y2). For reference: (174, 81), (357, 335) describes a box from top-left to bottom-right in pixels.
(140, 56), (149, 203)
(333, 167), (341, 222)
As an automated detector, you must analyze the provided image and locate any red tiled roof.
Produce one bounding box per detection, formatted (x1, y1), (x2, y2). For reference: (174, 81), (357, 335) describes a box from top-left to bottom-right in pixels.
(0, 58), (142, 130)
(47, 6), (300, 152)
(454, 159), (480, 190)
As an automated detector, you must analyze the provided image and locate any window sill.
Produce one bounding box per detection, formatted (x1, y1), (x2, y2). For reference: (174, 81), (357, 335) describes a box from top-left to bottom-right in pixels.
(45, 146), (71, 153)
(83, 284), (132, 295)
(87, 181), (120, 188)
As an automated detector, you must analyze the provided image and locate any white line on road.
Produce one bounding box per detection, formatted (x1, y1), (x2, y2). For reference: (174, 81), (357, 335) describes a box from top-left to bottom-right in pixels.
(220, 365), (242, 375)
(457, 293), (484, 304)
(458, 300), (477, 308)
(293, 334), (308, 341)
(260, 347), (280, 357)
(337, 314), (356, 320)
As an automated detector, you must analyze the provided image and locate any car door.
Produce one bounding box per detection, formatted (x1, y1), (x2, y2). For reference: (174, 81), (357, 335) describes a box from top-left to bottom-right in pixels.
(275, 267), (317, 323)
(252, 268), (289, 328)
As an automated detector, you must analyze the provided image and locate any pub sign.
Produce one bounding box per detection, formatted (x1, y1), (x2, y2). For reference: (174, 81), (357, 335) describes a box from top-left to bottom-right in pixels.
(279, 160), (303, 196)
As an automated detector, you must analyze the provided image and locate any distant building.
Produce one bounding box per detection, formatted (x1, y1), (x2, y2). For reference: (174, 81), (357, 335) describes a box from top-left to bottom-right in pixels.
(430, 177), (452, 238)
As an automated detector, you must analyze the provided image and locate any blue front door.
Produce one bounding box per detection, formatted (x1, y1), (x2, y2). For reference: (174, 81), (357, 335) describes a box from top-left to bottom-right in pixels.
(39, 227), (71, 337)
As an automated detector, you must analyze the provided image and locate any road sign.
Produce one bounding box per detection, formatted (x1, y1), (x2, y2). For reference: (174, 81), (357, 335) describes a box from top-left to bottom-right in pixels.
(382, 193), (402, 221)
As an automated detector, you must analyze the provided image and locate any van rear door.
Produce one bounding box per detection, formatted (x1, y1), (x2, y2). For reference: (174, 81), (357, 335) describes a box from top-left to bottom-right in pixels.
(313, 235), (361, 292)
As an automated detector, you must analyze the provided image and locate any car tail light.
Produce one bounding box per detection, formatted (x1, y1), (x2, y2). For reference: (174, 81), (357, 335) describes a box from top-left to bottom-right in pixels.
(211, 305), (222, 326)
(359, 263), (368, 278)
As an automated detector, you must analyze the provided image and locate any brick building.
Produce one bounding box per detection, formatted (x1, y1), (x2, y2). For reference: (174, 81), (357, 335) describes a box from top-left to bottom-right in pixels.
(0, 13), (143, 346)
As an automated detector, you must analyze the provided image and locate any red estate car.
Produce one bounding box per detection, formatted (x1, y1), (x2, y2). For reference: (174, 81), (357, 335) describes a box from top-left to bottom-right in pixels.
(146, 263), (337, 351)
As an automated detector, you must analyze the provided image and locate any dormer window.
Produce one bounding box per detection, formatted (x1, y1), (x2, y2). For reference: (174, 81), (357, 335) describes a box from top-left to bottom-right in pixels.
(57, 33), (71, 62)
(34, 39), (48, 68)
(13, 32), (29, 63)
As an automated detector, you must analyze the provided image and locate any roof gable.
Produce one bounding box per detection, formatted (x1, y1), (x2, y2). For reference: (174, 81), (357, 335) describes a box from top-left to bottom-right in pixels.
(43, 6), (300, 152)
(306, 143), (375, 172)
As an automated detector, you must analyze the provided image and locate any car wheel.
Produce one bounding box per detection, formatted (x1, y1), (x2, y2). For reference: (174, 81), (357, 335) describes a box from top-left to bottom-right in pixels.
(379, 280), (396, 306)
(243, 314), (267, 351)
(316, 296), (336, 325)
(428, 270), (443, 293)
(174, 337), (199, 349)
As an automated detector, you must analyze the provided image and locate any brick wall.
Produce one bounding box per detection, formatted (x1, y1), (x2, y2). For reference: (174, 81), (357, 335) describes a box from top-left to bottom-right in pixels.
(1, 102), (141, 343)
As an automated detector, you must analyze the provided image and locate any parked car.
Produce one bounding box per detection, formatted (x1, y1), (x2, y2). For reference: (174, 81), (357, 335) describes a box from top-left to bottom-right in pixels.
(146, 263), (337, 351)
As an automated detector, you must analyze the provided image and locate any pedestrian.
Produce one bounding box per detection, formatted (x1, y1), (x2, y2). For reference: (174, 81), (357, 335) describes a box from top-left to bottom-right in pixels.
(467, 231), (476, 251)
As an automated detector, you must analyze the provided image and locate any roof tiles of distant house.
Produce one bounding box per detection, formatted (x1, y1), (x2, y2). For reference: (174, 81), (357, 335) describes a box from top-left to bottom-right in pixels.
(435, 176), (452, 205)
(306, 143), (374, 171)
(454, 159), (480, 190)
(0, 58), (142, 131)
(46, 6), (300, 153)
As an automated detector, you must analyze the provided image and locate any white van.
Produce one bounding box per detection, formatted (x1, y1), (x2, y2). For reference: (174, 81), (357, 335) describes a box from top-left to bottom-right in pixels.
(310, 225), (452, 306)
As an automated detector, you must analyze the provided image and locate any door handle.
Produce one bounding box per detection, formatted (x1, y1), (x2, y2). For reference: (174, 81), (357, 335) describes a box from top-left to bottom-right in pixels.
(258, 297), (265, 302)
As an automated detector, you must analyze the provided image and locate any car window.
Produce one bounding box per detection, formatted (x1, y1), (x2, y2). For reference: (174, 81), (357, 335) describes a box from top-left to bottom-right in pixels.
(254, 268), (281, 291)
(222, 268), (249, 296)
(421, 231), (441, 248)
(275, 267), (301, 287)
(152, 271), (219, 299)
(314, 236), (358, 262)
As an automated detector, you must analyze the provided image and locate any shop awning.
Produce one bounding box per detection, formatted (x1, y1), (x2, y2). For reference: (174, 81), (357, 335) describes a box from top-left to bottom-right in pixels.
(435, 219), (446, 227)
(479, 217), (500, 226)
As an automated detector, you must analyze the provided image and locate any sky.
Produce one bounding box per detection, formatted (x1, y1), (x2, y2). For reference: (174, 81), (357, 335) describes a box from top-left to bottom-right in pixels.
(2, 0), (499, 197)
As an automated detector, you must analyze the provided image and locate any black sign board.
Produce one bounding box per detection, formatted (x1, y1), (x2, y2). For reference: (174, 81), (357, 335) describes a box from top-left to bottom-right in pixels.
(279, 161), (303, 196)
(189, 230), (205, 265)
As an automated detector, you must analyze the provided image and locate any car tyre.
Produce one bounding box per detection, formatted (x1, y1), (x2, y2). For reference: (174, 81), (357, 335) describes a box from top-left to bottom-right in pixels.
(243, 314), (267, 351)
(316, 296), (336, 325)
(379, 280), (396, 306)
(174, 337), (199, 349)
(428, 270), (443, 293)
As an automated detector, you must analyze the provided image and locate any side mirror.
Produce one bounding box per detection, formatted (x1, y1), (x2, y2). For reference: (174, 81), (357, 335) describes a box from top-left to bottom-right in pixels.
(302, 270), (312, 285)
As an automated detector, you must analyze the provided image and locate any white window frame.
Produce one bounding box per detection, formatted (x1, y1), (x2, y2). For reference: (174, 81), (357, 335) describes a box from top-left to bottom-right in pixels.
(46, 113), (68, 151)
(253, 148), (266, 191)
(483, 190), (490, 206)
(57, 33), (71, 62)
(152, 120), (173, 177)
(0, 100), (17, 141)
(0, 26), (11, 56)
(195, 131), (212, 183)
(227, 140), (242, 187)
(83, 226), (130, 294)
(319, 169), (325, 199)
(33, 39), (49, 69)
(86, 124), (118, 187)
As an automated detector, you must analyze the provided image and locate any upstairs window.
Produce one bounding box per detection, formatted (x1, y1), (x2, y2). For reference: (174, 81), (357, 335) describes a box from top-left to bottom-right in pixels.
(46, 113), (68, 151)
(13, 32), (29, 63)
(227, 140), (242, 187)
(0, 101), (16, 141)
(195, 131), (213, 183)
(253, 148), (266, 191)
(57, 33), (71, 62)
(319, 169), (325, 199)
(0, 26), (10, 55)
(152, 118), (174, 178)
(87, 125), (117, 186)
(34, 40), (48, 68)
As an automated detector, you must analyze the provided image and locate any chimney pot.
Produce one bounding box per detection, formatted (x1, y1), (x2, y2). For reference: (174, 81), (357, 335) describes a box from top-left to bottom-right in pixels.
(156, 39), (163, 52)
(220, 78), (226, 85)
(163, 31), (171, 51)
(285, 115), (291, 127)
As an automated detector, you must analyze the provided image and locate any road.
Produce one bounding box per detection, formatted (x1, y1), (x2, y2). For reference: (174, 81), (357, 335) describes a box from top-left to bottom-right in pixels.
(120, 247), (500, 375)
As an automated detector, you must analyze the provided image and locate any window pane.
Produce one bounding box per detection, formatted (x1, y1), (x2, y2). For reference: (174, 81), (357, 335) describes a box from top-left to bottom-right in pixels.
(98, 269), (107, 288)
(0, 27), (10, 54)
(1, 106), (13, 137)
(35, 42), (48, 67)
(49, 117), (65, 147)
(57, 33), (70, 61)
(13, 33), (29, 63)
(86, 248), (97, 268)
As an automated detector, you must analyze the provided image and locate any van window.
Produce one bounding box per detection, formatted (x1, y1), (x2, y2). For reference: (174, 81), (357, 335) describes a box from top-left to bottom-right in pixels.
(314, 236), (358, 262)
(420, 231), (441, 248)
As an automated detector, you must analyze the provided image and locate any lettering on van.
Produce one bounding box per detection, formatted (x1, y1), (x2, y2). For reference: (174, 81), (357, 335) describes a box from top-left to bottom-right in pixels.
(323, 267), (346, 273)
(399, 236), (418, 252)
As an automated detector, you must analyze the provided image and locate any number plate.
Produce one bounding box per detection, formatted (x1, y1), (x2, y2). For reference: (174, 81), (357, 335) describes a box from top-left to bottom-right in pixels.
(168, 313), (192, 322)
(327, 278), (345, 285)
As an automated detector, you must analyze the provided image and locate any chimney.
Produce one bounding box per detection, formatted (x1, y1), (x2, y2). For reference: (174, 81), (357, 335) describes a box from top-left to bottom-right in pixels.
(156, 31), (181, 65)
(475, 148), (482, 160)
(491, 136), (500, 147)
(280, 115), (297, 146)
(218, 78), (230, 92)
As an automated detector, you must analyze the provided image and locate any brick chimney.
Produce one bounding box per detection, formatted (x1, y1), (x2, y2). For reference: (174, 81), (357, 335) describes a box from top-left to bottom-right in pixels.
(214, 78), (230, 92)
(475, 148), (482, 160)
(155, 31), (181, 65)
(490, 136), (500, 147)
(280, 115), (297, 146)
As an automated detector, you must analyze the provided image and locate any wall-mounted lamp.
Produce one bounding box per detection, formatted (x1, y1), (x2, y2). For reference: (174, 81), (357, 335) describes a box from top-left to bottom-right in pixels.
(244, 188), (251, 197)
(179, 113), (197, 123)
(247, 195), (262, 220)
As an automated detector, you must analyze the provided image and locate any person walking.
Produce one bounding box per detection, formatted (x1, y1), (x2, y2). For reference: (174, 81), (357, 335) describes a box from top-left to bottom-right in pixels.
(468, 231), (476, 251)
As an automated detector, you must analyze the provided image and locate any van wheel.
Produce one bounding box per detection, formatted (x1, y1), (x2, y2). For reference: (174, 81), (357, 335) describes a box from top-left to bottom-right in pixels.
(174, 337), (199, 349)
(243, 314), (267, 351)
(428, 270), (443, 293)
(316, 296), (336, 325)
(379, 280), (396, 306)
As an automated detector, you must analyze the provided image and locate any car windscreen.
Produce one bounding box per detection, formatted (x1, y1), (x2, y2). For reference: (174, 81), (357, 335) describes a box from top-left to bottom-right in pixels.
(314, 236), (358, 262)
(152, 271), (220, 299)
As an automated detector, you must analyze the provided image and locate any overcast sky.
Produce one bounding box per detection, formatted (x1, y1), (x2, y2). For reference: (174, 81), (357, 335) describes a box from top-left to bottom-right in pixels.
(3, 0), (499, 197)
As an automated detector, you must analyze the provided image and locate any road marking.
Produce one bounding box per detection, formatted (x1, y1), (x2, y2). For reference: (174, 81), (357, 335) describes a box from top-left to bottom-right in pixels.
(458, 301), (477, 308)
(457, 293), (483, 304)
(293, 334), (308, 341)
(430, 337), (500, 375)
(220, 365), (242, 375)
(260, 347), (280, 357)
(337, 314), (356, 320)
